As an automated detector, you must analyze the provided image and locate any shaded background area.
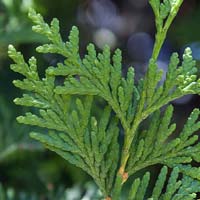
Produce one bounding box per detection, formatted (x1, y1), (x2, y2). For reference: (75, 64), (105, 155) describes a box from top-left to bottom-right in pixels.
(0, 0), (200, 199)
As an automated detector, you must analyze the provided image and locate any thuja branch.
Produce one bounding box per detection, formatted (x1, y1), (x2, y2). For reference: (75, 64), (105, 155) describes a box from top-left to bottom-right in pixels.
(112, 0), (185, 198)
(9, 1), (200, 199)
(150, 0), (184, 60)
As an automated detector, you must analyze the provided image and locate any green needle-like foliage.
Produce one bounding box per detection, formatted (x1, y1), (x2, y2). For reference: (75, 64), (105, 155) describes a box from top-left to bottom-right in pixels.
(126, 106), (200, 176)
(8, 0), (200, 199)
(128, 166), (200, 200)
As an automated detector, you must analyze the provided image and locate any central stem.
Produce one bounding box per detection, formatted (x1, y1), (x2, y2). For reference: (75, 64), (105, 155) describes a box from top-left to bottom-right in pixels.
(110, 1), (184, 199)
(112, 121), (140, 199)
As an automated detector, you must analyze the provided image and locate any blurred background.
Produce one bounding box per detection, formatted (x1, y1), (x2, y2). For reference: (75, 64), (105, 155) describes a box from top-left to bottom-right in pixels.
(0, 0), (200, 199)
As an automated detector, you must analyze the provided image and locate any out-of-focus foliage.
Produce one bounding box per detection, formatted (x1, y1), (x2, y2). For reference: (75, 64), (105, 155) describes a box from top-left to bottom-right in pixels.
(0, 0), (46, 46)
(170, 4), (200, 45)
(0, 0), (81, 47)
(0, 181), (101, 200)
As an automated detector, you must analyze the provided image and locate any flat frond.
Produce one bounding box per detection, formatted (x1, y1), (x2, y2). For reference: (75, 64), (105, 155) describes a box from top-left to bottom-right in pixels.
(127, 166), (200, 200)
(127, 106), (200, 176)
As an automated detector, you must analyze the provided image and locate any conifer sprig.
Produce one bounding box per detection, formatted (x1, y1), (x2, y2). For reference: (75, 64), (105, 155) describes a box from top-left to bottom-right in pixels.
(8, 0), (200, 199)
(126, 106), (200, 177)
(8, 45), (119, 197)
(149, 0), (184, 60)
(128, 166), (200, 200)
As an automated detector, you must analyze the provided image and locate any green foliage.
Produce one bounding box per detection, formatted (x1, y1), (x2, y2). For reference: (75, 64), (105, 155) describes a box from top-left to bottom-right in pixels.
(126, 106), (200, 176)
(0, 181), (100, 200)
(8, 39), (119, 196)
(0, 0), (45, 45)
(0, 96), (42, 162)
(8, 1), (200, 199)
(128, 166), (200, 200)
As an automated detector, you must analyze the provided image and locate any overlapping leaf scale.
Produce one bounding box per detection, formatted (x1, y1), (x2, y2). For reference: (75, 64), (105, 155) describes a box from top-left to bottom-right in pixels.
(149, 0), (182, 30)
(8, 45), (59, 112)
(29, 9), (70, 57)
(160, 0), (171, 19)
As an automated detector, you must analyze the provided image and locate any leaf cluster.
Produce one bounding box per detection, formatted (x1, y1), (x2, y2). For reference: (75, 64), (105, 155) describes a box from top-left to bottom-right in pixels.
(128, 166), (200, 200)
(8, 3), (200, 199)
